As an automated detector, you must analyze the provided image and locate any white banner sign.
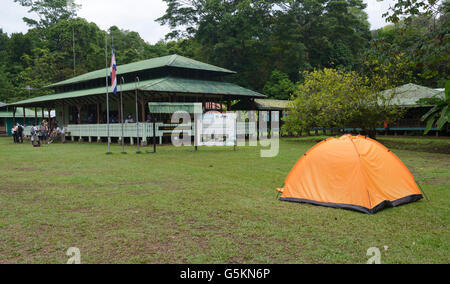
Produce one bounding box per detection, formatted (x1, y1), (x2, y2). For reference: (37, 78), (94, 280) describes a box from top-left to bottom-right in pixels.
(196, 112), (237, 147)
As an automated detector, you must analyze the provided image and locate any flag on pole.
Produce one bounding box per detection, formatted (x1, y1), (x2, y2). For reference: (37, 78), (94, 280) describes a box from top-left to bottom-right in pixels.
(110, 47), (117, 94)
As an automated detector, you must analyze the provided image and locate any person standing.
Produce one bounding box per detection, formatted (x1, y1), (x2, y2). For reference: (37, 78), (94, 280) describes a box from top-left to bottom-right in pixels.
(39, 121), (48, 145)
(31, 124), (40, 147)
(17, 123), (24, 144)
(11, 125), (17, 143)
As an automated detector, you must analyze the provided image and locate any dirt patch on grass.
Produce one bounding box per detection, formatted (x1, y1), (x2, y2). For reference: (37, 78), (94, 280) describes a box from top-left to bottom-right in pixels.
(0, 182), (40, 193)
(125, 189), (153, 196)
(420, 178), (448, 185)
(14, 167), (39, 172)
(55, 172), (73, 176)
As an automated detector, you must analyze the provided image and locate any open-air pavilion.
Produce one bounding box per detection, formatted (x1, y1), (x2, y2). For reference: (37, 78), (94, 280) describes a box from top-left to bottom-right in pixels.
(232, 98), (290, 125)
(7, 54), (267, 144)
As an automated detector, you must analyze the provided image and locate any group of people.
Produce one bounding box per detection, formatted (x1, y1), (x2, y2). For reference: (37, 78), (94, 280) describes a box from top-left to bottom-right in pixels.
(11, 119), (65, 147)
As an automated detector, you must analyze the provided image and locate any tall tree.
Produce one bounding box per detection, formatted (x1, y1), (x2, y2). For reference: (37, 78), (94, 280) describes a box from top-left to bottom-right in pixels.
(263, 69), (295, 100)
(157, 0), (371, 91)
(14, 0), (80, 29)
(380, 0), (445, 23)
(365, 1), (449, 87)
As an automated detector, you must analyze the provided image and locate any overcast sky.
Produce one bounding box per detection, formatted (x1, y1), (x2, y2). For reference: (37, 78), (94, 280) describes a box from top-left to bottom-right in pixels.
(0, 0), (396, 44)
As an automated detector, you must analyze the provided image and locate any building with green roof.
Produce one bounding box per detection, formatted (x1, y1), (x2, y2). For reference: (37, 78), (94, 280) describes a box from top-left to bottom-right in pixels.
(0, 104), (49, 136)
(6, 54), (265, 142)
(231, 99), (291, 111)
(382, 83), (445, 106)
(379, 83), (446, 133)
(342, 83), (447, 134)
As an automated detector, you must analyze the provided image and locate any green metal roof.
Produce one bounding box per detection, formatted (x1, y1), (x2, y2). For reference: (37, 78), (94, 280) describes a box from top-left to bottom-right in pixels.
(0, 102), (6, 108)
(382, 83), (445, 106)
(48, 54), (236, 88)
(254, 99), (291, 110)
(140, 77), (264, 97)
(232, 99), (290, 111)
(9, 77), (264, 107)
(9, 79), (155, 106)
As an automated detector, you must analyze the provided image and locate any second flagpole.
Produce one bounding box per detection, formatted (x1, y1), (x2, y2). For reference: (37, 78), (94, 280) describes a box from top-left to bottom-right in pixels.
(105, 33), (111, 154)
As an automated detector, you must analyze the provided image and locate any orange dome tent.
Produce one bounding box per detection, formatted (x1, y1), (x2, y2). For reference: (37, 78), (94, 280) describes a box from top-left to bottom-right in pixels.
(277, 135), (423, 214)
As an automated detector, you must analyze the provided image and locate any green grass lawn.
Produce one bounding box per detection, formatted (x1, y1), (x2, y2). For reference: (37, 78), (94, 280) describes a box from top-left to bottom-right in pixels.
(0, 136), (448, 264)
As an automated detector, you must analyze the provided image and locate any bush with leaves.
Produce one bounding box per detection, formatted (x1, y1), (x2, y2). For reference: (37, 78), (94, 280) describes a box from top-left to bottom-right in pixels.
(283, 68), (405, 138)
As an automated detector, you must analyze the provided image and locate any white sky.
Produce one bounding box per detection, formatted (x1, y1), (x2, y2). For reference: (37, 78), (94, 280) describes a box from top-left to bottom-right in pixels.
(0, 0), (395, 44)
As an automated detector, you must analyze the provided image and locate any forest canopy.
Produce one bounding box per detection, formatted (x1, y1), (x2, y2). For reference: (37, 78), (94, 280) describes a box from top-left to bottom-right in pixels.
(0, 0), (448, 103)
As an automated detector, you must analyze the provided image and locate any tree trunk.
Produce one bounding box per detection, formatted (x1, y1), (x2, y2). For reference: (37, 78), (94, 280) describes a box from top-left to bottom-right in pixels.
(368, 128), (377, 140)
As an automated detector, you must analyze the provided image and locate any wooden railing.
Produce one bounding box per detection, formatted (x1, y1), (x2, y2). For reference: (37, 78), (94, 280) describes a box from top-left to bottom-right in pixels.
(23, 122), (280, 144)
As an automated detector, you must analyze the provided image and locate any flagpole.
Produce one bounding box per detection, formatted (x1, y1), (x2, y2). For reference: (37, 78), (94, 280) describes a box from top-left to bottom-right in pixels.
(135, 76), (141, 154)
(120, 77), (126, 154)
(105, 34), (111, 154)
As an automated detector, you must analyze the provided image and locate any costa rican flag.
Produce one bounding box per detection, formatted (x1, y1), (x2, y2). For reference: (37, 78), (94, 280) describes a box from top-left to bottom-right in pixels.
(110, 47), (117, 94)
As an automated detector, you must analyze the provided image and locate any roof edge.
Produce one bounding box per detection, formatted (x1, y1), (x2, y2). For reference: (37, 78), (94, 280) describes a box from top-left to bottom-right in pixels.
(46, 54), (236, 88)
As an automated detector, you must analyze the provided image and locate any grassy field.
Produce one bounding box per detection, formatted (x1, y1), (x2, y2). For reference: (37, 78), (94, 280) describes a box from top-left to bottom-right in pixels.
(0, 136), (448, 264)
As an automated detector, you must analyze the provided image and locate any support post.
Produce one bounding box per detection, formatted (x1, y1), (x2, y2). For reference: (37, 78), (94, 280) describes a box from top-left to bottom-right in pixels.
(153, 112), (156, 153)
(202, 95), (206, 112)
(61, 103), (65, 126)
(268, 111), (272, 138)
(256, 111), (259, 141)
(140, 97), (146, 123)
(140, 96), (148, 147)
(97, 103), (101, 124)
(76, 105), (82, 124)
(23, 107), (26, 126)
(61, 103), (66, 143)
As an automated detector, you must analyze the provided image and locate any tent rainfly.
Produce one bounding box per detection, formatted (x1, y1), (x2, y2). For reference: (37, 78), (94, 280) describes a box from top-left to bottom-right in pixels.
(277, 135), (423, 214)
